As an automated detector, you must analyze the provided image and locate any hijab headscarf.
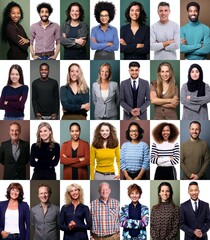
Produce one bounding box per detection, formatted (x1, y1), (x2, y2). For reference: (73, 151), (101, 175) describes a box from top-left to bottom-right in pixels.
(187, 64), (205, 97)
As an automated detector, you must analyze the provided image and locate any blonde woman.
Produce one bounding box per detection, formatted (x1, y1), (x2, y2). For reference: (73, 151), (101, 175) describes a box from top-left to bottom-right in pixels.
(150, 62), (179, 120)
(60, 63), (90, 120)
(60, 183), (91, 240)
(92, 63), (119, 119)
(30, 122), (60, 180)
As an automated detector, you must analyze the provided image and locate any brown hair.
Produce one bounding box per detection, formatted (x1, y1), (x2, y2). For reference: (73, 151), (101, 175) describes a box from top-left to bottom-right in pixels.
(127, 184), (142, 196)
(97, 63), (112, 83)
(6, 182), (24, 201)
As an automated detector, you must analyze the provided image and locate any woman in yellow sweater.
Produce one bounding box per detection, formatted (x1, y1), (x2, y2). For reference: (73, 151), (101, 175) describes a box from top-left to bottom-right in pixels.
(90, 122), (120, 180)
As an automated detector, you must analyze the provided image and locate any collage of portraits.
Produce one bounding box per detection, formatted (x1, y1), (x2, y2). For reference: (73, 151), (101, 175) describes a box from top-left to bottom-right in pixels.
(0, 0), (210, 239)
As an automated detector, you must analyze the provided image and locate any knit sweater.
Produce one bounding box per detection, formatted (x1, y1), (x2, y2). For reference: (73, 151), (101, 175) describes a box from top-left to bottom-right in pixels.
(90, 145), (120, 180)
(150, 202), (180, 240)
(150, 20), (180, 60)
(120, 141), (150, 172)
(180, 21), (210, 60)
(181, 139), (210, 179)
(0, 85), (28, 117)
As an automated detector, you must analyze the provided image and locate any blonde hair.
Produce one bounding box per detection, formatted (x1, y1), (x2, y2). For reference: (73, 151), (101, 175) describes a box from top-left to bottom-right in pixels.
(65, 183), (84, 205)
(36, 122), (55, 148)
(97, 63), (112, 83)
(153, 62), (176, 98)
(67, 63), (89, 94)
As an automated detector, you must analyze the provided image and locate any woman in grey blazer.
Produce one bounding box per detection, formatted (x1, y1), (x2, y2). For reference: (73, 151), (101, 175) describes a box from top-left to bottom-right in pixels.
(92, 62), (119, 119)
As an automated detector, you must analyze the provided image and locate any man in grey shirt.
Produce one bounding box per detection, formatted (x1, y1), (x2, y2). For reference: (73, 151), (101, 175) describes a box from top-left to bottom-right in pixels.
(150, 2), (180, 59)
(31, 183), (60, 240)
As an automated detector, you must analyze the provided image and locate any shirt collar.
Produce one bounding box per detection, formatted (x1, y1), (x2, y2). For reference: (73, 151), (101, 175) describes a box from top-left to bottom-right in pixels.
(38, 20), (53, 26)
(98, 24), (112, 29)
(39, 202), (51, 208)
(11, 140), (19, 145)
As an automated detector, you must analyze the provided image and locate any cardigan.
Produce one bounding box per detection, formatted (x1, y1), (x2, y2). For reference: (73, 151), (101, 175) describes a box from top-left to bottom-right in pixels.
(0, 200), (30, 240)
(60, 139), (90, 180)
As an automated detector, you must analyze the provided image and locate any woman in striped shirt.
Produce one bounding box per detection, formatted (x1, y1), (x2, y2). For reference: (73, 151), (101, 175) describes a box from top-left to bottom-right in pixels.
(151, 122), (180, 180)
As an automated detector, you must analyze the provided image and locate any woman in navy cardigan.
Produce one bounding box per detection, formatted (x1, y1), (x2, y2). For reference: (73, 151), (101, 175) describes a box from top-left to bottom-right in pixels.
(0, 182), (30, 240)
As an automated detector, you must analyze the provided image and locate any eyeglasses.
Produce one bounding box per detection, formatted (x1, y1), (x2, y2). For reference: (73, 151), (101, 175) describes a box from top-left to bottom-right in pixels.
(100, 14), (109, 18)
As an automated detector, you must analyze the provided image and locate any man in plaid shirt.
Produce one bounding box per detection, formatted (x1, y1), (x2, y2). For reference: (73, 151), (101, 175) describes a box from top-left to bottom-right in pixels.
(90, 182), (120, 240)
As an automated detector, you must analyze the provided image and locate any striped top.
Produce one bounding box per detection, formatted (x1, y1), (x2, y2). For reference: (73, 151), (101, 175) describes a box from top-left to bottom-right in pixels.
(0, 85), (28, 117)
(120, 141), (150, 172)
(151, 141), (179, 166)
(90, 198), (120, 237)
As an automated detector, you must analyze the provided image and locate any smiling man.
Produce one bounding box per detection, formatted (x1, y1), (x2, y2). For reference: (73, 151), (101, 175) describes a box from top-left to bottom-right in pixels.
(150, 1), (180, 60)
(180, 1), (210, 60)
(180, 121), (210, 180)
(30, 2), (60, 60)
(180, 181), (210, 240)
(31, 184), (60, 240)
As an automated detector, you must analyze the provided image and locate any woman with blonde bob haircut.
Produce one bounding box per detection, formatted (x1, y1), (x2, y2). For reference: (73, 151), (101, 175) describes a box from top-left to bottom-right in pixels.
(60, 183), (91, 240)
(30, 122), (60, 180)
(150, 62), (179, 120)
(60, 63), (90, 120)
(92, 62), (119, 119)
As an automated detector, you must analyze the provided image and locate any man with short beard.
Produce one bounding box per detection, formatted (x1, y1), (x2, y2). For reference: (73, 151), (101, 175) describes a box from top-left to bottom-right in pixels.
(180, 1), (210, 60)
(180, 121), (210, 180)
(30, 2), (60, 60)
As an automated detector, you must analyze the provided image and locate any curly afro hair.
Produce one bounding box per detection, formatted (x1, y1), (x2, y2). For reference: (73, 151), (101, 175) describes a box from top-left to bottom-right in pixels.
(152, 122), (179, 143)
(94, 1), (116, 23)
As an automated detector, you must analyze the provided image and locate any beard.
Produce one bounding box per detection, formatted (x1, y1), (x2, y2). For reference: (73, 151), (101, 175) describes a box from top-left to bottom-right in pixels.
(40, 16), (49, 22)
(188, 15), (198, 23)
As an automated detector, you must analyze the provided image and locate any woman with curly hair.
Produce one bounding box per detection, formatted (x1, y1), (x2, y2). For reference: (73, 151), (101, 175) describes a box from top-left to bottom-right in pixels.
(151, 122), (180, 180)
(92, 62), (119, 119)
(60, 2), (89, 59)
(30, 122), (60, 180)
(1, 1), (29, 59)
(90, 1), (119, 60)
(150, 62), (179, 120)
(120, 184), (149, 239)
(60, 122), (90, 180)
(150, 182), (179, 240)
(90, 122), (120, 180)
(60, 183), (91, 240)
(0, 64), (28, 120)
(0, 182), (30, 240)
(120, 122), (150, 180)
(60, 63), (90, 120)
(120, 1), (150, 60)
(181, 63), (210, 120)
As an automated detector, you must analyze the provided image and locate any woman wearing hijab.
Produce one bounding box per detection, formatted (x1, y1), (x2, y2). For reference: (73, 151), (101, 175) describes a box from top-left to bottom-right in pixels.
(181, 63), (210, 120)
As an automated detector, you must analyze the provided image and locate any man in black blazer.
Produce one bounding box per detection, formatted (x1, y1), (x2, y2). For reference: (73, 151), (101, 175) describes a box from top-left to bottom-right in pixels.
(180, 181), (210, 240)
(120, 61), (150, 120)
(0, 122), (29, 179)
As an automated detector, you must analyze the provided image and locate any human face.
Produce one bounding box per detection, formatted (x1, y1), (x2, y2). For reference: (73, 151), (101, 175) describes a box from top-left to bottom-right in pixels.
(9, 124), (21, 142)
(188, 6), (199, 22)
(69, 186), (80, 201)
(70, 65), (79, 82)
(189, 123), (201, 140)
(188, 184), (199, 201)
(100, 125), (110, 139)
(158, 6), (170, 23)
(162, 125), (170, 141)
(129, 66), (140, 79)
(9, 6), (21, 23)
(129, 190), (140, 204)
(39, 8), (49, 22)
(100, 66), (110, 81)
(190, 68), (200, 81)
(129, 125), (139, 141)
(159, 185), (170, 202)
(70, 125), (80, 141)
(160, 65), (170, 82)
(99, 183), (111, 201)
(10, 68), (20, 85)
(38, 186), (50, 204)
(100, 10), (109, 25)
(70, 5), (80, 21)
(129, 5), (140, 22)
(39, 126), (51, 142)
(40, 65), (49, 80)
(10, 188), (20, 200)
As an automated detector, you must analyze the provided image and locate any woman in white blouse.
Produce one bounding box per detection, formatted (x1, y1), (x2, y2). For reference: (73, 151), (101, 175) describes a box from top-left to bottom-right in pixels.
(92, 62), (119, 119)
